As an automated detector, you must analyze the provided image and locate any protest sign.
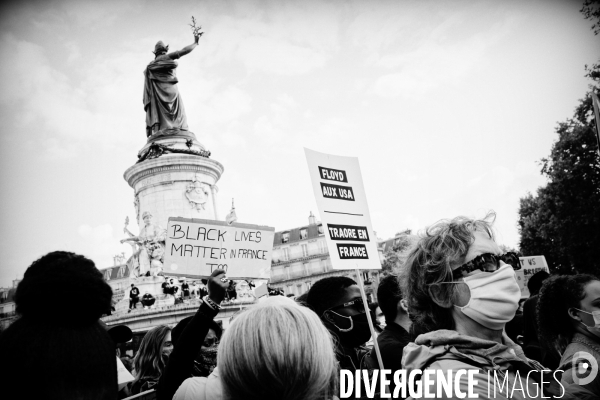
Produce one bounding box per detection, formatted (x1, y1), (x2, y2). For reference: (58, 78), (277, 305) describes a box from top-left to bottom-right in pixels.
(117, 356), (134, 391)
(304, 148), (384, 369)
(515, 255), (549, 298)
(254, 283), (269, 298)
(164, 217), (275, 280)
(304, 148), (381, 270)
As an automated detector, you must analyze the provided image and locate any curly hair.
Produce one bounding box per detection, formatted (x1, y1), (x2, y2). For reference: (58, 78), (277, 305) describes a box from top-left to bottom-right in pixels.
(133, 325), (171, 382)
(537, 274), (598, 356)
(399, 212), (496, 338)
(0, 251), (116, 400)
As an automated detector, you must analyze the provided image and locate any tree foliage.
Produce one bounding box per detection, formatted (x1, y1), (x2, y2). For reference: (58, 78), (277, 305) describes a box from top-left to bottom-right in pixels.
(518, 63), (600, 275)
(581, 0), (600, 35)
(381, 233), (418, 275)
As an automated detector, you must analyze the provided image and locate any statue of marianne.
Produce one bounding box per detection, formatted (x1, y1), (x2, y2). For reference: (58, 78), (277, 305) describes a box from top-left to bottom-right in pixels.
(143, 33), (201, 137)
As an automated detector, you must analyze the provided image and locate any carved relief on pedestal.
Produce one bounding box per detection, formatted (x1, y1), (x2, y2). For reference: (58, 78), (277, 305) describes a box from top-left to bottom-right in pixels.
(121, 212), (166, 278)
(185, 173), (210, 211)
(134, 195), (140, 222)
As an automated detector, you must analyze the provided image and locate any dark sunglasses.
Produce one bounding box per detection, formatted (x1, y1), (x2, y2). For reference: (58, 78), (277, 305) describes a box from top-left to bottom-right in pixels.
(326, 297), (366, 314)
(452, 252), (520, 280)
(202, 338), (219, 347)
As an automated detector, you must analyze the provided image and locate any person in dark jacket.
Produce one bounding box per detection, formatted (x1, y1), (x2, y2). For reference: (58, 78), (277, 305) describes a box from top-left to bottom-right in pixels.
(0, 251), (116, 400)
(306, 276), (377, 372)
(537, 274), (600, 398)
(156, 270), (229, 400)
(369, 275), (411, 372)
(522, 271), (552, 364)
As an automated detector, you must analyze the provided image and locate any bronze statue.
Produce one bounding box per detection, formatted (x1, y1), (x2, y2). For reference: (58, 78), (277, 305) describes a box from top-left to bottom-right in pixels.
(144, 19), (203, 137)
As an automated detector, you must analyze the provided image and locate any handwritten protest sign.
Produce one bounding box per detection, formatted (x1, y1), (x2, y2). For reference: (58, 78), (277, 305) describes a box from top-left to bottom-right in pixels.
(515, 255), (549, 298)
(164, 217), (275, 279)
(305, 148), (380, 270)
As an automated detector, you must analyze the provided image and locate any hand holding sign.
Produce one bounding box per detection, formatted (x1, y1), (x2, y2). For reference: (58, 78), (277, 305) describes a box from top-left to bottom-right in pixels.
(207, 269), (229, 304)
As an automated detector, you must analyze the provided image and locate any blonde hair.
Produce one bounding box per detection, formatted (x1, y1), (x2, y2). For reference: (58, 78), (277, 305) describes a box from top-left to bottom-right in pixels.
(400, 211), (496, 336)
(133, 325), (171, 381)
(219, 297), (338, 400)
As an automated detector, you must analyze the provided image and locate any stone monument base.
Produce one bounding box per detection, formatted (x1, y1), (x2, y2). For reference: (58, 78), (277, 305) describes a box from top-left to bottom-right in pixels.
(114, 275), (174, 314)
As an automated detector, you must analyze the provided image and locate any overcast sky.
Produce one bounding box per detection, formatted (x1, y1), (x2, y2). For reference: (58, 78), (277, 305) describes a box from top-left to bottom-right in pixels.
(0, 0), (597, 287)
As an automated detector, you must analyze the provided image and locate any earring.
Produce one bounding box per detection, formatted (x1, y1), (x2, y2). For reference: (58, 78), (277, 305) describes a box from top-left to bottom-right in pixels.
(326, 310), (354, 332)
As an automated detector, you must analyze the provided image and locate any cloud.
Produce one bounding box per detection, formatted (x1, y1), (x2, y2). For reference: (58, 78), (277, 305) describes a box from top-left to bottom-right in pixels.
(237, 36), (328, 75)
(78, 223), (128, 267)
(197, 2), (340, 76)
(359, 4), (520, 98)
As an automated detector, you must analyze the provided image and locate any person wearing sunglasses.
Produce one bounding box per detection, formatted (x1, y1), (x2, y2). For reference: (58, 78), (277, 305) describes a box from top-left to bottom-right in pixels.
(306, 276), (377, 373)
(400, 213), (561, 399)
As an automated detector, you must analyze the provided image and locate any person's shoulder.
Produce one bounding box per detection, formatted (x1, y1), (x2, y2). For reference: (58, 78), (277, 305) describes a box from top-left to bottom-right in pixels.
(173, 376), (210, 400)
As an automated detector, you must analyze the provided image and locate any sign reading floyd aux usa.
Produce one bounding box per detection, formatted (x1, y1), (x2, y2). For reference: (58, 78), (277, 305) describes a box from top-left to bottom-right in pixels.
(164, 217), (275, 279)
(305, 148), (380, 270)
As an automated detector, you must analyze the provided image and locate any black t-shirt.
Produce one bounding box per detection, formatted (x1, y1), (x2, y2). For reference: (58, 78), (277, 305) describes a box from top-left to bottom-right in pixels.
(130, 287), (140, 298)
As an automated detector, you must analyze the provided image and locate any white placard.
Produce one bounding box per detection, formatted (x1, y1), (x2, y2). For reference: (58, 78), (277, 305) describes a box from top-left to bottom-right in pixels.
(164, 217), (275, 279)
(117, 356), (134, 391)
(515, 255), (549, 298)
(304, 148), (381, 270)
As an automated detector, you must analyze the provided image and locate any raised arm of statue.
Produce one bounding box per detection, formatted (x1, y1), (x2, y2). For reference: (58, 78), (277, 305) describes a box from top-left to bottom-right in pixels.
(167, 38), (198, 59)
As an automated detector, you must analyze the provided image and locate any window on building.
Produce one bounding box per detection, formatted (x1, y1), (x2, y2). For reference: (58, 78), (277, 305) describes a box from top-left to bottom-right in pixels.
(318, 224), (324, 234)
(301, 244), (308, 257)
(104, 270), (112, 281)
(287, 285), (293, 295)
(306, 281), (312, 290)
(282, 247), (290, 261)
(300, 228), (307, 240)
(318, 240), (327, 254)
(282, 232), (290, 243)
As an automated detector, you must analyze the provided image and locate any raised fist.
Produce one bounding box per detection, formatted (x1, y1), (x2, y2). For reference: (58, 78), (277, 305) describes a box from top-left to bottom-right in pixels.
(207, 269), (229, 304)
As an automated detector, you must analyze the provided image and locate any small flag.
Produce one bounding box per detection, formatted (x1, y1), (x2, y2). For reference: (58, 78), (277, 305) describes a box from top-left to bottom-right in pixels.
(592, 92), (600, 158)
(226, 198), (237, 225)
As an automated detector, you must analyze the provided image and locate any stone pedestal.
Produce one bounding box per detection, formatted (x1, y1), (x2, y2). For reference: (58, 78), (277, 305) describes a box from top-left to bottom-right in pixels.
(114, 275), (174, 313)
(119, 130), (224, 313)
(123, 132), (224, 231)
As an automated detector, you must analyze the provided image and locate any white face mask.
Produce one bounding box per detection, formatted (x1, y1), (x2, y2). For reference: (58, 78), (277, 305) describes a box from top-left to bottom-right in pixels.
(574, 308), (600, 338)
(454, 263), (521, 330)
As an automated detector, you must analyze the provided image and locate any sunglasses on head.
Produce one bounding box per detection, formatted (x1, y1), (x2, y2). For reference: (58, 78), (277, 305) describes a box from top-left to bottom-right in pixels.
(452, 252), (520, 280)
(326, 297), (367, 314)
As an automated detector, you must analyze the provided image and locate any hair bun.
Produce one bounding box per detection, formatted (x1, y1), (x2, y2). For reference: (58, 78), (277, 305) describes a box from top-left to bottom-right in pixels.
(15, 251), (113, 326)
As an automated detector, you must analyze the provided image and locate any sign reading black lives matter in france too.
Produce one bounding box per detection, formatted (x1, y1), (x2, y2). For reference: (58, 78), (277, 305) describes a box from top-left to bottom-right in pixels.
(305, 148), (380, 270)
(164, 217), (275, 279)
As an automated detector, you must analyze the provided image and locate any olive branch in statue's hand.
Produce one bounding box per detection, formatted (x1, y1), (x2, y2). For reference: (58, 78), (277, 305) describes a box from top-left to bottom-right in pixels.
(190, 16), (204, 43)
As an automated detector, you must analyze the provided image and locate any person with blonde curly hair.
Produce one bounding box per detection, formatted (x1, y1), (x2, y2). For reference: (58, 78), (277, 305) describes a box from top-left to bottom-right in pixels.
(131, 325), (173, 394)
(400, 212), (560, 398)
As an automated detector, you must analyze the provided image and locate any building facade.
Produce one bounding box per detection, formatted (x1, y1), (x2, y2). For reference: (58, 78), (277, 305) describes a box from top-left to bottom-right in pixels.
(269, 212), (381, 302)
(0, 279), (20, 332)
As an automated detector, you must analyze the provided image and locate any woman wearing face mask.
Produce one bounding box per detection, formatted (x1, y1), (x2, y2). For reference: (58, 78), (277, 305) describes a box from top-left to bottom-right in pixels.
(537, 274), (600, 398)
(400, 213), (560, 399)
(306, 276), (377, 373)
(130, 325), (173, 394)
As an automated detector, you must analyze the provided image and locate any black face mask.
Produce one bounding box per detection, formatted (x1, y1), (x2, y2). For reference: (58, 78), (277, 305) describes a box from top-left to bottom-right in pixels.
(332, 312), (372, 348)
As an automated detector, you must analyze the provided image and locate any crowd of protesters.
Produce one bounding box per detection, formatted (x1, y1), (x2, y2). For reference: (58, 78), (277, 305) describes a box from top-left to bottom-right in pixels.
(0, 212), (598, 400)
